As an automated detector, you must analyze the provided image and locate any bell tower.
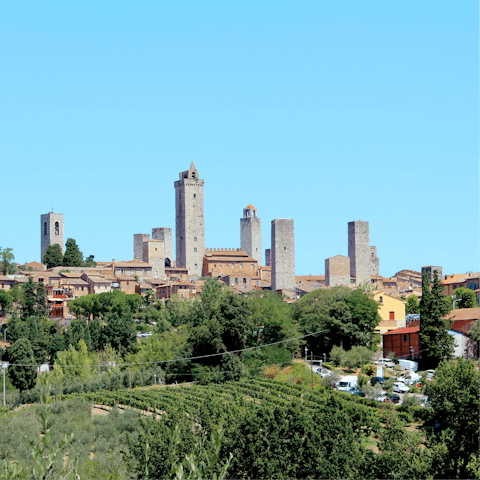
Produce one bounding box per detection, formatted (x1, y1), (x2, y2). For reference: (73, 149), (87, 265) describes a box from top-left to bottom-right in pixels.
(40, 212), (64, 262)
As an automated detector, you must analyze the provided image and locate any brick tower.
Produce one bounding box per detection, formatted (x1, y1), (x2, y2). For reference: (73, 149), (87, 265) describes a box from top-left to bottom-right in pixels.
(174, 162), (205, 275)
(40, 212), (64, 262)
(271, 218), (295, 292)
(240, 204), (262, 266)
(348, 220), (370, 286)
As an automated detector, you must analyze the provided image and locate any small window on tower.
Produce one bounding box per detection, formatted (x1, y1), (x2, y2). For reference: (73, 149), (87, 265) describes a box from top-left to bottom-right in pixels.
(194, 248), (197, 253)
(43, 222), (47, 236)
(284, 246), (286, 250)
(194, 194), (196, 198)
(194, 237), (197, 241)
(55, 222), (59, 235)
(194, 263), (197, 269)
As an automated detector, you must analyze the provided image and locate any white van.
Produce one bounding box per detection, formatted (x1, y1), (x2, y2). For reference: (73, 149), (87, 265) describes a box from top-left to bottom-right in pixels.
(398, 359), (418, 372)
(336, 375), (358, 392)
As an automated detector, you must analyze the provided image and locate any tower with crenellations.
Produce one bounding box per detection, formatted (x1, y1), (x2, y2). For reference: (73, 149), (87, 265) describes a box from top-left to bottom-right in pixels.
(40, 212), (64, 262)
(240, 204), (262, 266)
(174, 162), (205, 275)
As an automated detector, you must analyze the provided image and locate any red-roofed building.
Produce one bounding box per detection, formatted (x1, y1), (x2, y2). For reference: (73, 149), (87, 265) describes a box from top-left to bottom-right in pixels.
(382, 326), (420, 360)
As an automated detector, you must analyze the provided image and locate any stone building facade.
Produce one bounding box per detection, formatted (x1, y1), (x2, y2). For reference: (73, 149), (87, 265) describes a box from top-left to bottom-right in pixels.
(325, 255), (351, 287)
(203, 248), (258, 277)
(422, 265), (443, 283)
(142, 239), (165, 279)
(174, 162), (205, 276)
(240, 204), (262, 265)
(41, 212), (64, 262)
(152, 227), (173, 267)
(134, 234), (150, 260)
(265, 249), (271, 267)
(348, 220), (371, 286)
(271, 218), (295, 292)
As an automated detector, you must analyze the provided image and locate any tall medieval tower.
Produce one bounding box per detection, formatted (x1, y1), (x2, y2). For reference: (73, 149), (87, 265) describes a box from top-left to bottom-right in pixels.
(348, 220), (370, 286)
(40, 212), (64, 262)
(174, 162), (205, 275)
(271, 218), (295, 292)
(240, 204), (262, 265)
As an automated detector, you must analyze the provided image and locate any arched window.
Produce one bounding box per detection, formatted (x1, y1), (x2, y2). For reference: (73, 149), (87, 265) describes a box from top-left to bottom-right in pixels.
(194, 247), (197, 253)
(194, 237), (197, 241)
(193, 193), (196, 198)
(235, 278), (238, 284)
(55, 222), (59, 235)
(194, 263), (198, 269)
(240, 264), (243, 269)
(251, 264), (253, 269)
(192, 172), (196, 179)
(243, 278), (247, 284)
(43, 222), (47, 236)
(232, 263), (234, 269)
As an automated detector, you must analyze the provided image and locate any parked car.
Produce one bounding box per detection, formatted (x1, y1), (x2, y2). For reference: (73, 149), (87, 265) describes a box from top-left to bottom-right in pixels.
(397, 373), (421, 385)
(374, 391), (388, 402)
(374, 358), (395, 368)
(315, 368), (332, 378)
(370, 376), (386, 386)
(349, 388), (366, 397)
(386, 394), (400, 404)
(393, 382), (410, 393)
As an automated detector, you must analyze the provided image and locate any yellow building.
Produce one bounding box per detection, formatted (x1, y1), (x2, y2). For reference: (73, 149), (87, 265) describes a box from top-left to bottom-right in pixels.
(373, 291), (406, 334)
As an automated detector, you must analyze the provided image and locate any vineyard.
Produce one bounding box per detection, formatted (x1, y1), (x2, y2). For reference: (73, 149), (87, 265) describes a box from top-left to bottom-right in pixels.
(60, 378), (380, 418)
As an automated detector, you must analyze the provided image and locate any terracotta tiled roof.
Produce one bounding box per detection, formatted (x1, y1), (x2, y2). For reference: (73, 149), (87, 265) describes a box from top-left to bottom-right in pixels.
(114, 260), (151, 267)
(86, 276), (110, 284)
(204, 249), (250, 258)
(450, 320), (475, 335)
(296, 275), (325, 282)
(442, 273), (480, 285)
(59, 272), (83, 278)
(444, 307), (480, 322)
(382, 326), (420, 335)
(61, 278), (89, 286)
(245, 204), (256, 209)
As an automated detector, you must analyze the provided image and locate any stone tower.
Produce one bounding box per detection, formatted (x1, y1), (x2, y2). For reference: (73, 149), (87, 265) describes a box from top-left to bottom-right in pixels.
(174, 162), (205, 275)
(143, 239), (165, 279)
(271, 218), (295, 292)
(40, 212), (64, 262)
(348, 220), (370, 286)
(422, 265), (443, 283)
(134, 233), (150, 260)
(265, 249), (271, 267)
(240, 204), (262, 265)
(370, 246), (380, 276)
(152, 228), (173, 267)
(325, 255), (350, 287)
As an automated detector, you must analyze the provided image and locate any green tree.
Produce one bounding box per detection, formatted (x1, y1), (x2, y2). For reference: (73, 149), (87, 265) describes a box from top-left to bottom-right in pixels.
(0, 247), (16, 275)
(84, 254), (97, 267)
(0, 289), (13, 314)
(62, 238), (83, 267)
(452, 287), (478, 309)
(35, 281), (50, 317)
(42, 244), (63, 268)
(425, 358), (480, 479)
(100, 311), (137, 356)
(419, 270), (455, 368)
(405, 294), (420, 314)
(8, 338), (37, 404)
(53, 339), (95, 380)
(21, 277), (37, 320)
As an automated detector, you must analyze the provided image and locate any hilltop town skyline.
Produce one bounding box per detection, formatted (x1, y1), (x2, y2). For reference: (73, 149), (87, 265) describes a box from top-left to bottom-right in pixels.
(1, 2), (477, 277)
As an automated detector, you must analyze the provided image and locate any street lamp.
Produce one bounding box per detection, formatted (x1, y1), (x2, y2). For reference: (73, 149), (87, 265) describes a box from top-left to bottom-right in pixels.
(305, 346), (308, 367)
(452, 295), (462, 310)
(3, 328), (6, 352)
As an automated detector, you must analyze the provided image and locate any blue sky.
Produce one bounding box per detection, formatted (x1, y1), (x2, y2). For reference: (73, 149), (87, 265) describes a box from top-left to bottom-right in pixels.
(1, 1), (478, 277)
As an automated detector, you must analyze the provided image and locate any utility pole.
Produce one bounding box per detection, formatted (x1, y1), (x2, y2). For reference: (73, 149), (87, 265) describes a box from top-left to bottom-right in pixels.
(311, 351), (314, 389)
(2, 362), (8, 407)
(129, 368), (132, 404)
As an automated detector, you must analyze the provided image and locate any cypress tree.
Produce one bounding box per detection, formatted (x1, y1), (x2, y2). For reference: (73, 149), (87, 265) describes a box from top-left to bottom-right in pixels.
(8, 338), (37, 404)
(419, 270), (454, 368)
(35, 281), (50, 318)
(63, 238), (83, 267)
(21, 277), (36, 320)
